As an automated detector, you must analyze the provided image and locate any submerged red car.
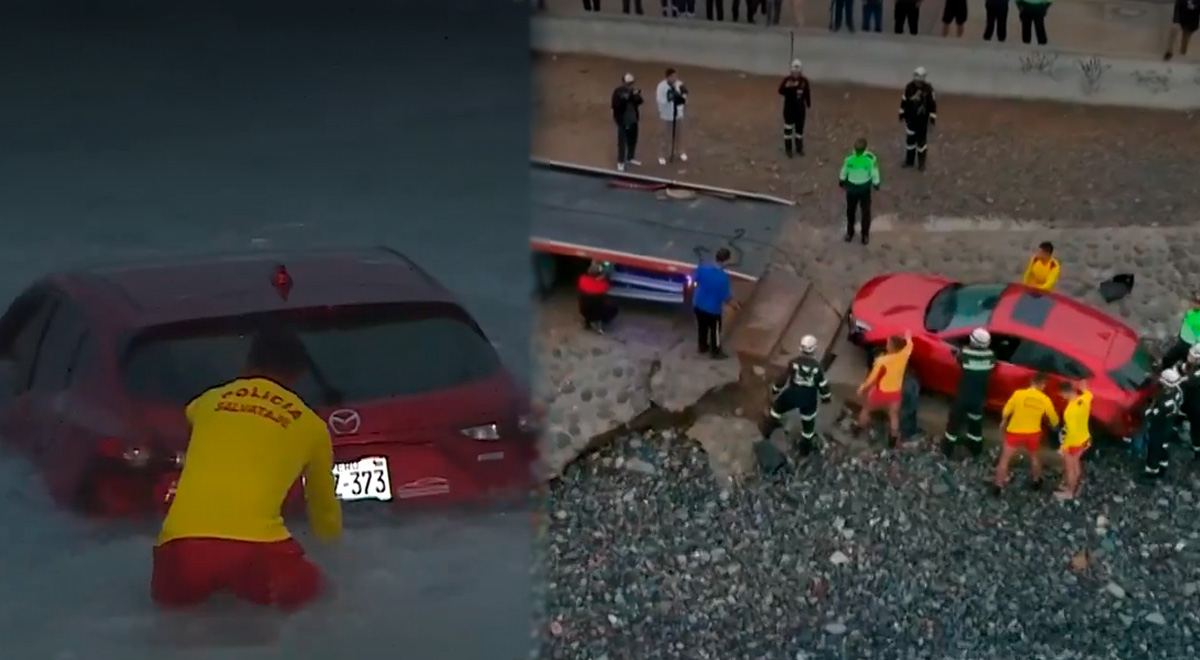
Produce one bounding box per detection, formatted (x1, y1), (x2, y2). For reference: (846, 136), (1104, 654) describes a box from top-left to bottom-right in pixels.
(0, 247), (535, 517)
(848, 273), (1156, 439)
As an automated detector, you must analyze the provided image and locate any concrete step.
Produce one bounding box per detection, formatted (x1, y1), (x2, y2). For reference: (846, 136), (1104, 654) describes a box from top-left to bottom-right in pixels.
(770, 284), (845, 371)
(728, 267), (813, 368)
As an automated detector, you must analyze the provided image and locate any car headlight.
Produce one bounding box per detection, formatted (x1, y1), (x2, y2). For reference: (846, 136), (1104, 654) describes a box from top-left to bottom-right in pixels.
(853, 319), (872, 332)
(461, 423), (501, 441)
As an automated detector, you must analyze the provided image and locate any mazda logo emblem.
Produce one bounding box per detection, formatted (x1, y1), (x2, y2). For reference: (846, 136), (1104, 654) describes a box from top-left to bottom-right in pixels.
(328, 409), (362, 435)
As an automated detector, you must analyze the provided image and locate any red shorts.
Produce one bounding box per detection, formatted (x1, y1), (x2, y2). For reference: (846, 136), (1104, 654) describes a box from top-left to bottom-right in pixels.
(866, 388), (902, 408)
(151, 537), (323, 611)
(1004, 431), (1043, 453)
(1062, 441), (1091, 457)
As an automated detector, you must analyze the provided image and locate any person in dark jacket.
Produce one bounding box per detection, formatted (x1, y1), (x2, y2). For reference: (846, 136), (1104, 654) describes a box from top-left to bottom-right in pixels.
(578, 262), (618, 333)
(942, 327), (996, 458)
(760, 335), (833, 457)
(777, 60), (812, 158)
(1144, 368), (1184, 480)
(612, 73), (644, 172)
(900, 66), (938, 171)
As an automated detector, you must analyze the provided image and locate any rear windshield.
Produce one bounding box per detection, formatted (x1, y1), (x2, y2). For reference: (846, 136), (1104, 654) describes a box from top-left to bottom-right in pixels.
(1108, 344), (1155, 392)
(121, 304), (501, 406)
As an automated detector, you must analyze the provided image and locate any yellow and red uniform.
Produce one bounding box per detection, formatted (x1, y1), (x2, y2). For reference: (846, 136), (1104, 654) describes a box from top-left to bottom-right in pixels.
(1001, 386), (1060, 452)
(863, 340), (914, 406)
(1060, 390), (1093, 456)
(1021, 256), (1060, 292)
(152, 377), (341, 610)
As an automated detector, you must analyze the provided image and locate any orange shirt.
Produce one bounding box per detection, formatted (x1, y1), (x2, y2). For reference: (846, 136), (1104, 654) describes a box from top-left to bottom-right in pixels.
(865, 341), (914, 394)
(1022, 256), (1060, 291)
(158, 377), (342, 545)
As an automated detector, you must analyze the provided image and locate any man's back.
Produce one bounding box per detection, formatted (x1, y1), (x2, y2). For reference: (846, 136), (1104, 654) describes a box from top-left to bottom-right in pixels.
(692, 262), (729, 314)
(159, 376), (340, 545)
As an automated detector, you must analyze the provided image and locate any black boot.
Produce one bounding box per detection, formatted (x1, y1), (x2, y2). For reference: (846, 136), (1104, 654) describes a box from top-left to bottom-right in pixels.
(941, 436), (956, 457)
(917, 150), (927, 171)
(784, 137), (793, 158)
(794, 137), (804, 156)
(795, 436), (814, 457)
(903, 150), (915, 168)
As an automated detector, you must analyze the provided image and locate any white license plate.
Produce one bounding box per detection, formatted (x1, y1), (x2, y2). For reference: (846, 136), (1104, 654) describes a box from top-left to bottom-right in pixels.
(332, 457), (393, 501)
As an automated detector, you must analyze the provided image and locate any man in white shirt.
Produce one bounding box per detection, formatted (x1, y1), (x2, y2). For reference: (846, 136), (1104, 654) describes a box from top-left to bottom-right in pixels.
(655, 68), (689, 165)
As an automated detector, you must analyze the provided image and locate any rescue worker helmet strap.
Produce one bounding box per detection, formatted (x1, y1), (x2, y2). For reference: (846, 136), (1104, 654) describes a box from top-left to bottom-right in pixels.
(1162, 368), (1182, 386)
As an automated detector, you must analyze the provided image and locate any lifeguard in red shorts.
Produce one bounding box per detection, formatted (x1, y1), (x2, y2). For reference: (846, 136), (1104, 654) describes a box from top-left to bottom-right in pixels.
(993, 372), (1060, 496)
(855, 329), (914, 446)
(152, 326), (342, 611)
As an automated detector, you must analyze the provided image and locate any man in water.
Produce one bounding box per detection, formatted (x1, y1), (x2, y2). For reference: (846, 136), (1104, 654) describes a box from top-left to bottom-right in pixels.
(152, 326), (342, 610)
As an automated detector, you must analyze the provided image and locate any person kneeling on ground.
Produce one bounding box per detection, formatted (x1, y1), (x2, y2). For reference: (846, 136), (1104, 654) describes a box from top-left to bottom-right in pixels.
(152, 325), (342, 611)
(993, 372), (1059, 496)
(578, 261), (619, 333)
(854, 329), (913, 446)
(1056, 379), (1092, 501)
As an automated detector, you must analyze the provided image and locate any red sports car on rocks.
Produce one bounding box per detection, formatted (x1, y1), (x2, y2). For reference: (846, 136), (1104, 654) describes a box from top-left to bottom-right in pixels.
(848, 273), (1157, 439)
(0, 248), (535, 517)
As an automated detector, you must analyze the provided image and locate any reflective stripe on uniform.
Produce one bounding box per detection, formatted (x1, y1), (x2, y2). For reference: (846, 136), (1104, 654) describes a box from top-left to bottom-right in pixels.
(800, 431), (815, 440)
(965, 434), (983, 443)
(943, 433), (958, 442)
(799, 412), (817, 421)
(967, 413), (983, 420)
(768, 407), (784, 419)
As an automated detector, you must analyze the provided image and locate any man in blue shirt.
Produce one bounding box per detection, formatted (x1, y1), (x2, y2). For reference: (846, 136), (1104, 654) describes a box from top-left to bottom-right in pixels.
(692, 248), (733, 359)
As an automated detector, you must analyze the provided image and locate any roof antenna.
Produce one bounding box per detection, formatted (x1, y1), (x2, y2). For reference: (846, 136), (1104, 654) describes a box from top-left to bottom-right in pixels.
(272, 264), (293, 301)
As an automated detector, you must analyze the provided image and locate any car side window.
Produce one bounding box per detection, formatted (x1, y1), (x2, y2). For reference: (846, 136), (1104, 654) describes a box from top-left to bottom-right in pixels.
(990, 333), (1023, 363)
(30, 301), (89, 393)
(0, 294), (60, 393)
(1009, 338), (1092, 379)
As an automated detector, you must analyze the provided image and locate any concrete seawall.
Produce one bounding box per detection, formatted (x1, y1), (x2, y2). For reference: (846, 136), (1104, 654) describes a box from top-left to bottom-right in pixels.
(532, 13), (1200, 110)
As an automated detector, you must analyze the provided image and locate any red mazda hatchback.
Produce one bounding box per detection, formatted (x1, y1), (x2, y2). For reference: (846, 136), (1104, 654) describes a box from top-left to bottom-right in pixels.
(0, 247), (535, 517)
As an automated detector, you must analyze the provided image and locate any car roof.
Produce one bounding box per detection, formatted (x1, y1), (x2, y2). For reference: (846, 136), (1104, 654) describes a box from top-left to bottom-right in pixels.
(46, 246), (458, 329)
(990, 285), (1136, 361)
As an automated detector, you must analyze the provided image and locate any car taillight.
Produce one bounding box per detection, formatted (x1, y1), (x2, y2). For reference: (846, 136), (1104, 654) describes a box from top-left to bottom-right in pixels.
(461, 423), (501, 441)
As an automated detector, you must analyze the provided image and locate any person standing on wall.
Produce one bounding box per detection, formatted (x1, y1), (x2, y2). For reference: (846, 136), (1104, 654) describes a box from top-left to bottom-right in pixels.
(1020, 241), (1060, 292)
(583, 0), (602, 12)
(983, 0), (1010, 41)
(839, 138), (881, 245)
(692, 248), (734, 359)
(656, 68), (690, 165)
(611, 73), (644, 172)
(940, 0), (967, 37)
(894, 0), (921, 34)
(862, 0), (884, 31)
(1016, 0), (1050, 45)
(830, 0), (856, 32)
(900, 67), (937, 171)
(623, 0), (645, 14)
(732, 0), (761, 22)
(777, 60), (812, 158)
(705, 0), (725, 20)
(1165, 0), (1199, 60)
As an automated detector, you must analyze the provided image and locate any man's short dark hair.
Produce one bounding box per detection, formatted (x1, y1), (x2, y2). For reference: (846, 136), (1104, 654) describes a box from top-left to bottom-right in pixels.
(715, 248), (731, 263)
(1038, 241), (1054, 254)
(1058, 380), (1074, 394)
(1031, 372), (1048, 386)
(665, 67), (677, 76)
(246, 324), (310, 376)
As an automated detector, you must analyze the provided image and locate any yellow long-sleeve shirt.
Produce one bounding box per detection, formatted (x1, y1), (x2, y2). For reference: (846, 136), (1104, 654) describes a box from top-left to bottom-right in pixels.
(1002, 387), (1060, 434)
(1022, 256), (1060, 292)
(158, 377), (342, 545)
(864, 340), (914, 394)
(1061, 390), (1093, 450)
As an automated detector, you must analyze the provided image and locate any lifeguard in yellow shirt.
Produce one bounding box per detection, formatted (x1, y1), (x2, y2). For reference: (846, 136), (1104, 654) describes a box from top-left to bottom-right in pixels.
(856, 329), (914, 446)
(152, 326), (342, 611)
(1056, 380), (1092, 501)
(1021, 241), (1061, 292)
(994, 372), (1060, 495)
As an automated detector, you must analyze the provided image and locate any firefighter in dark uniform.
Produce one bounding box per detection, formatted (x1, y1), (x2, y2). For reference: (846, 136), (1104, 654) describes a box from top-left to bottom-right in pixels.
(941, 327), (996, 458)
(777, 59), (812, 158)
(760, 335), (833, 458)
(899, 66), (938, 171)
(1179, 344), (1200, 461)
(1144, 367), (1184, 479)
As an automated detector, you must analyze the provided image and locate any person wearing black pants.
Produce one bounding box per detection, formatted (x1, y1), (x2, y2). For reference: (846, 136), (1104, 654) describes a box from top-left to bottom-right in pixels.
(1016, 0), (1049, 45)
(894, 0), (920, 34)
(583, 0), (601, 11)
(838, 138), (881, 245)
(706, 0), (725, 19)
(778, 60), (812, 158)
(692, 248), (734, 359)
(732, 0), (760, 22)
(983, 0), (1010, 41)
(612, 73), (644, 171)
(623, 0), (645, 13)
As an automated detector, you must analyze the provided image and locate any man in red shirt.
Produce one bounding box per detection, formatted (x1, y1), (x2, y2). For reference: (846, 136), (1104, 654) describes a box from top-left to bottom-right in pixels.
(578, 261), (618, 333)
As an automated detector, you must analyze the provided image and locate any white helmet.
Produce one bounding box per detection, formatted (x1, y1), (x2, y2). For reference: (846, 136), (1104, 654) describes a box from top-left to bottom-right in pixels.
(1188, 344), (1200, 364)
(799, 335), (818, 354)
(969, 327), (991, 348)
(1162, 368), (1183, 386)
(914, 66), (927, 79)
(790, 59), (802, 72)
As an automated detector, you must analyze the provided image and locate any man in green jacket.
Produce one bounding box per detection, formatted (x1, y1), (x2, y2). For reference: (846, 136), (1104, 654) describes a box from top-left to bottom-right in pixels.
(838, 138), (881, 245)
(1162, 291), (1200, 369)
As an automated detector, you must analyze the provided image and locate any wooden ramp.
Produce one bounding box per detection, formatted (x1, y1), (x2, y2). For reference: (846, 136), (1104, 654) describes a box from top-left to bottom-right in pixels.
(726, 267), (847, 377)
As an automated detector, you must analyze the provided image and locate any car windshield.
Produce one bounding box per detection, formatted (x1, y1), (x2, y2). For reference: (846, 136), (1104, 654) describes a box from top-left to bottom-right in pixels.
(121, 303), (501, 406)
(1108, 344), (1155, 392)
(924, 283), (1005, 333)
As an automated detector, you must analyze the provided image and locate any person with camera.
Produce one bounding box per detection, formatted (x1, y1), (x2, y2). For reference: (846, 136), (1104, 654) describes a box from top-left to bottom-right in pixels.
(655, 68), (689, 165)
(611, 73), (644, 172)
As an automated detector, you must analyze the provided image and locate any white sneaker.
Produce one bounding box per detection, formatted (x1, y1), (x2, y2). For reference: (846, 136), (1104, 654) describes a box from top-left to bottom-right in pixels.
(658, 157), (667, 165)
(628, 159), (642, 166)
(680, 153), (689, 162)
(617, 162), (626, 171)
